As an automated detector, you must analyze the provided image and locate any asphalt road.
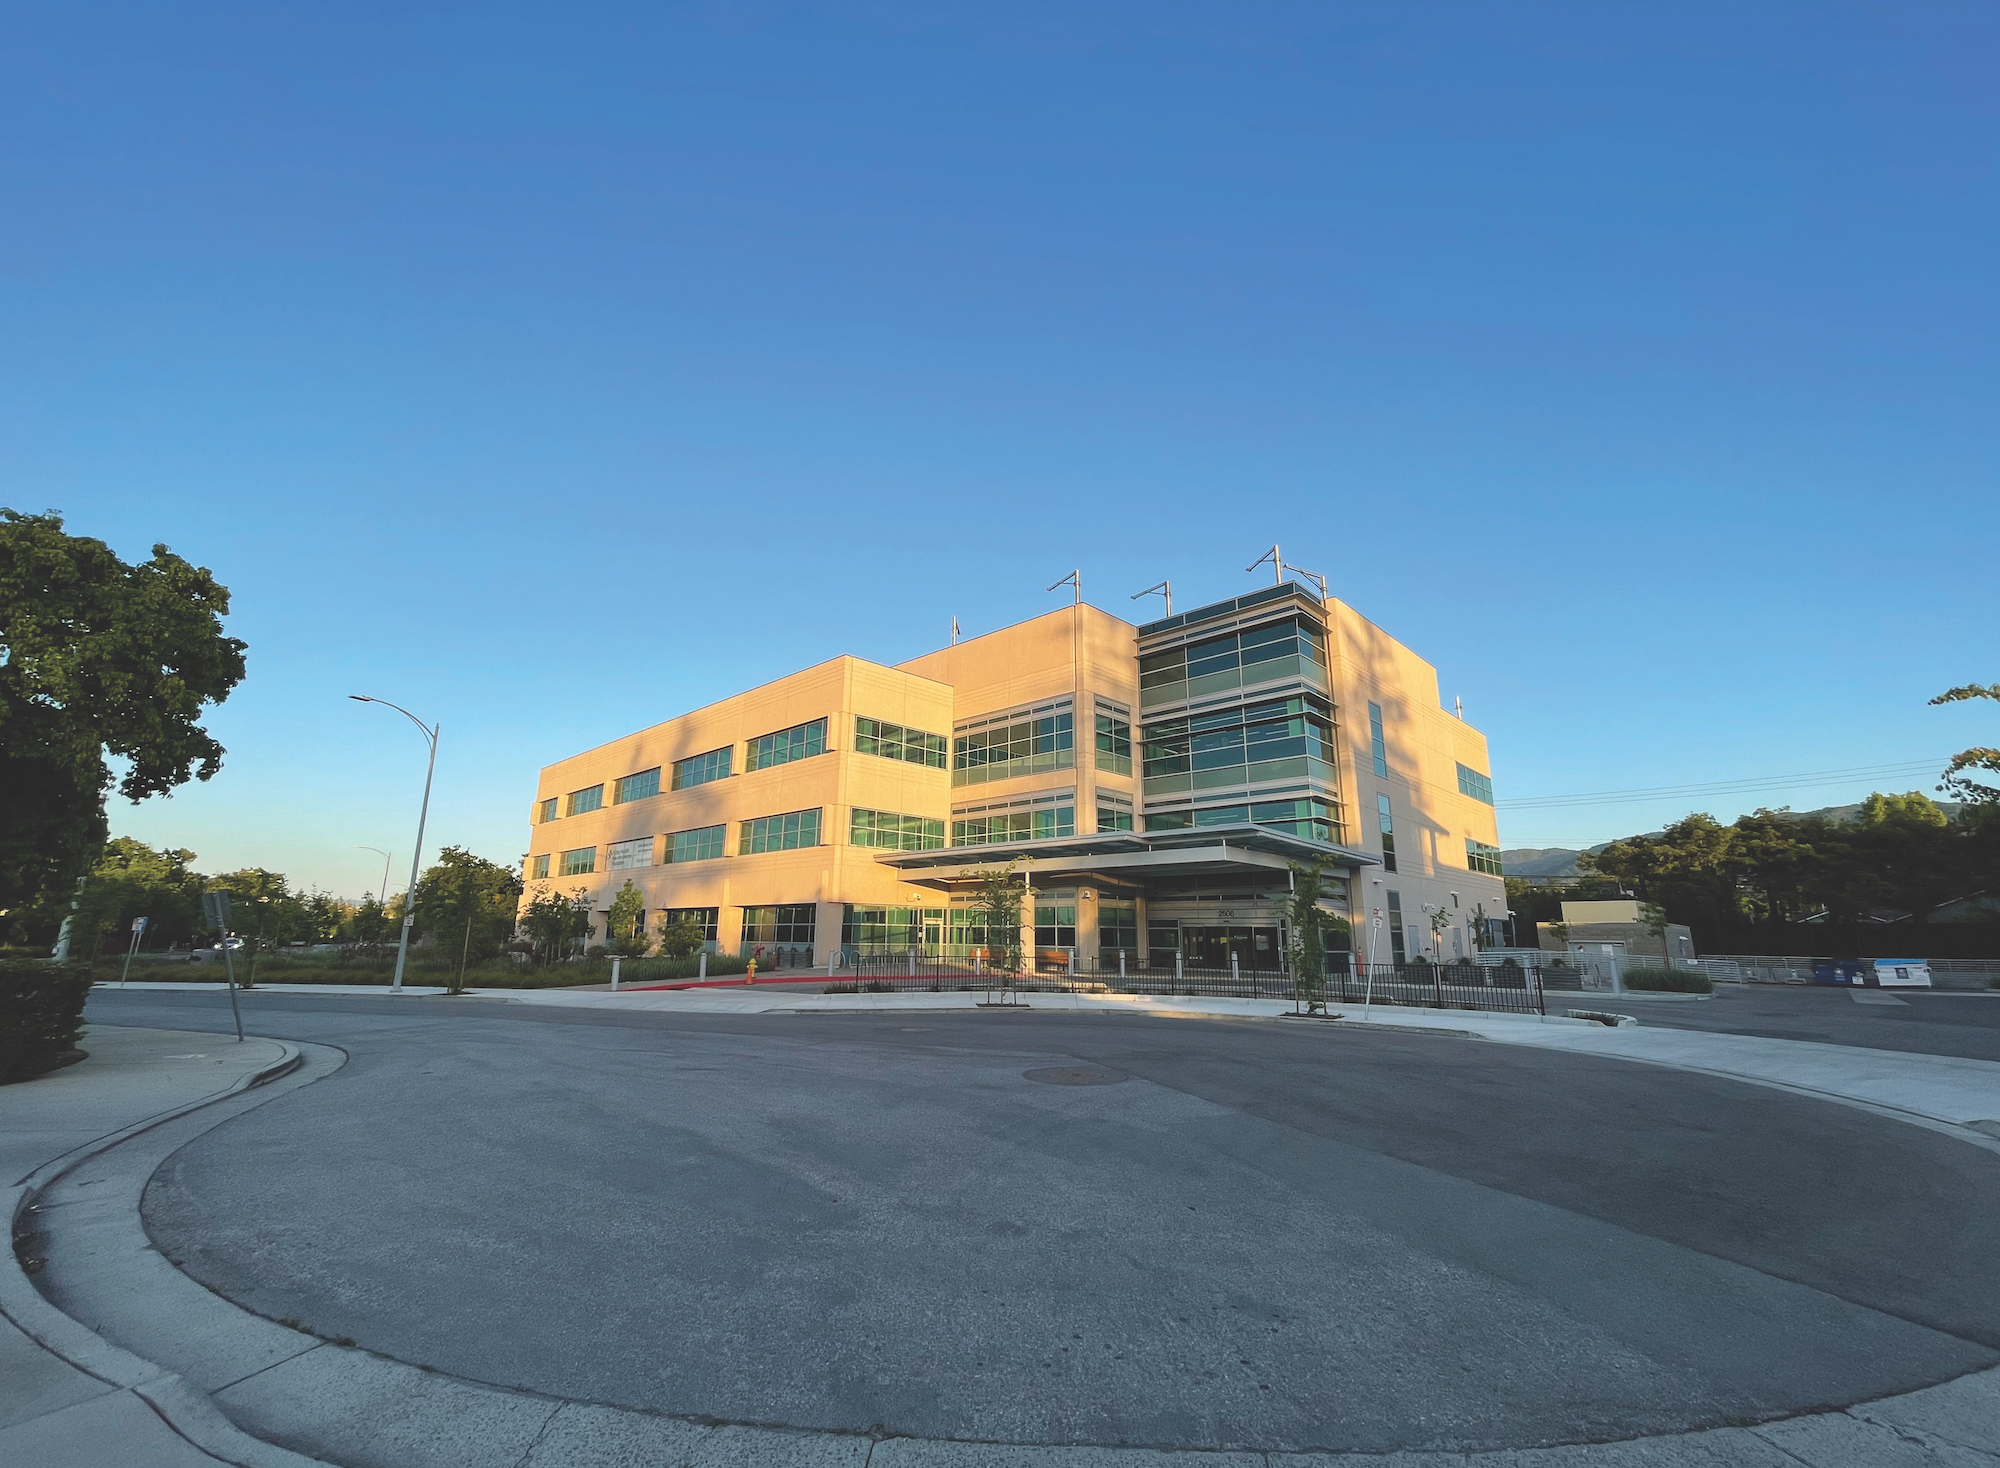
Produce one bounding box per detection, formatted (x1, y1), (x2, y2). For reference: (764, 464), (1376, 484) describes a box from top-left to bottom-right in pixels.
(1636, 983), (2000, 1062)
(86, 989), (2000, 1455)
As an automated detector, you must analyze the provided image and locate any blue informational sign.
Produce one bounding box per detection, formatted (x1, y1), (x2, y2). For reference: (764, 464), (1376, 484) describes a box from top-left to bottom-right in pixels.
(1811, 959), (1868, 986)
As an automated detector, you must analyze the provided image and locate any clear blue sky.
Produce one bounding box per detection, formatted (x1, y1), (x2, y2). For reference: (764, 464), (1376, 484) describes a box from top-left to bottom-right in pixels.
(4, 3), (1995, 894)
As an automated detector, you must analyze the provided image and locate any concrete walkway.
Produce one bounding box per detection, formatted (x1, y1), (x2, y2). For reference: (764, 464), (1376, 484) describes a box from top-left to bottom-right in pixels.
(1, 1026), (312, 1467)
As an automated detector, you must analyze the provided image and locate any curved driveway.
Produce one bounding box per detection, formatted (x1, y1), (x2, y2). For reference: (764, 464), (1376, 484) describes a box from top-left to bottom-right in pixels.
(90, 990), (2000, 1456)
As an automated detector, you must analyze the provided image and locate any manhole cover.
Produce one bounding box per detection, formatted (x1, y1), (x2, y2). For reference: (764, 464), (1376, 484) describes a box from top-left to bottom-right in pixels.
(1023, 1066), (1127, 1086)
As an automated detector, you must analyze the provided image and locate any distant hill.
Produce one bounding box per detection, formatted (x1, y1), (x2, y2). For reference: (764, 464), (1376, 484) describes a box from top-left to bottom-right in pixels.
(1500, 798), (1968, 881)
(1500, 848), (1590, 880)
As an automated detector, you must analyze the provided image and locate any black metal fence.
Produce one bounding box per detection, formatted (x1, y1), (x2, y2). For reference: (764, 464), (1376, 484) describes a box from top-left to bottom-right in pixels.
(822, 950), (1547, 1016)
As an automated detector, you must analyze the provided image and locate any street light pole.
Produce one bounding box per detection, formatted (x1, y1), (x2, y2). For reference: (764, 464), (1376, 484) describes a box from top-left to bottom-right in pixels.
(354, 846), (393, 906)
(350, 696), (438, 995)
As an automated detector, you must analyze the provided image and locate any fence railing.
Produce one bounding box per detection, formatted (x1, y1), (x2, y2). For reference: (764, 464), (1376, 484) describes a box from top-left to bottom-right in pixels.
(820, 950), (1549, 1016)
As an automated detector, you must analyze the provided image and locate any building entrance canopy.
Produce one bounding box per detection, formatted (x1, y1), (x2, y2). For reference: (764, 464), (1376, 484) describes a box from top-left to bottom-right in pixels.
(872, 823), (1379, 894)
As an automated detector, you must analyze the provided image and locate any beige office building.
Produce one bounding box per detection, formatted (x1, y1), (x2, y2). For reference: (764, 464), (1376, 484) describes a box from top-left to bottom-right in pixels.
(522, 582), (1506, 971)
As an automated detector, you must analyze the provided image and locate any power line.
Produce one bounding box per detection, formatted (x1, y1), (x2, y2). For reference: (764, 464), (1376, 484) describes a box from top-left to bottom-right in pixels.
(1497, 758), (1950, 811)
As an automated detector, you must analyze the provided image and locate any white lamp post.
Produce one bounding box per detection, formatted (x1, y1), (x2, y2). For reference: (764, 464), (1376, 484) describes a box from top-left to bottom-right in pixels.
(349, 696), (438, 995)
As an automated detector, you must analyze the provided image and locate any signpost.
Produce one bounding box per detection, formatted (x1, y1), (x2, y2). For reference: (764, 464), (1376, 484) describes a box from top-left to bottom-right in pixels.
(119, 915), (148, 986)
(201, 890), (245, 1041)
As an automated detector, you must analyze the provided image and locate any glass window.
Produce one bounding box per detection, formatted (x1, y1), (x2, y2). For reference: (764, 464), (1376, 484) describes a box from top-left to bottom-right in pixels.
(1466, 839), (1504, 876)
(741, 904), (817, 945)
(1368, 703), (1388, 778)
(739, 808), (823, 854)
(745, 719), (827, 772)
(849, 808), (946, 851)
(1456, 763), (1494, 805)
(672, 747), (732, 790)
(658, 907), (718, 943)
(1099, 901), (1139, 954)
(1034, 903), (1078, 949)
(1097, 804), (1135, 832)
(844, 905), (948, 949)
(608, 836), (654, 870)
(537, 797), (558, 824)
(1386, 890), (1407, 965)
(565, 785), (603, 817)
(951, 804), (1075, 846)
(1249, 796), (1342, 844)
(1094, 713), (1132, 775)
(1377, 793), (1397, 873)
(1144, 694), (1334, 792)
(614, 768), (661, 805)
(951, 701), (1074, 786)
(530, 854), (550, 880)
(669, 825), (726, 863)
(559, 846), (596, 876)
(854, 716), (948, 769)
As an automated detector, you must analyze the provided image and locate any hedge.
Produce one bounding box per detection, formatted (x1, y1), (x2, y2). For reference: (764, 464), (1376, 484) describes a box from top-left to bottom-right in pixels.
(0, 959), (95, 1084)
(1622, 966), (1714, 994)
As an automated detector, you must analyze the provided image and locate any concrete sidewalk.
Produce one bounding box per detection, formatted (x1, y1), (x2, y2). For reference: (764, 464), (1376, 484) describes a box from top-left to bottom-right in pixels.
(1, 1026), (310, 1467)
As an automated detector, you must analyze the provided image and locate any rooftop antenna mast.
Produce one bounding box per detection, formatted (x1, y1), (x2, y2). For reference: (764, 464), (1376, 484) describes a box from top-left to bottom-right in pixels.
(1286, 564), (1329, 600)
(1131, 580), (1172, 617)
(1046, 569), (1081, 605)
(1247, 545), (1284, 586)
(951, 616), (960, 646)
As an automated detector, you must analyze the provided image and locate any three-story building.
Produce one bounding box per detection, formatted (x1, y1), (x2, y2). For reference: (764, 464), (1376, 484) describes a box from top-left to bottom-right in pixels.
(522, 581), (1505, 970)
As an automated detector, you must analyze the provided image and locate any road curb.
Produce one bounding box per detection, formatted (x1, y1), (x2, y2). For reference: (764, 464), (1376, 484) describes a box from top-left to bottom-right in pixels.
(4, 1038), (329, 1467)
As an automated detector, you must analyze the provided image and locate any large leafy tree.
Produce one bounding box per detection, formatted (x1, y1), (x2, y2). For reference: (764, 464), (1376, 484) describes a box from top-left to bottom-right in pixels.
(0, 511), (247, 909)
(413, 847), (524, 967)
(1932, 684), (2000, 807)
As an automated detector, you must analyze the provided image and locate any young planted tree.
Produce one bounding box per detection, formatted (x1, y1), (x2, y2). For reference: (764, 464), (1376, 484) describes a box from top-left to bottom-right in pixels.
(606, 880), (649, 958)
(1285, 858), (1332, 1013)
(414, 847), (525, 983)
(972, 862), (1025, 976)
(519, 885), (594, 963)
(656, 913), (707, 960)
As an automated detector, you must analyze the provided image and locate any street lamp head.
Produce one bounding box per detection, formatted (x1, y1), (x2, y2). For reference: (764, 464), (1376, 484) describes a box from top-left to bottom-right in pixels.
(348, 695), (372, 703)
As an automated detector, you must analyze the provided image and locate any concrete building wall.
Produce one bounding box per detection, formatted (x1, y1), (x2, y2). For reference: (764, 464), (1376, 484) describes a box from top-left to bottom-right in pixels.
(1327, 600), (1505, 966)
(522, 589), (1503, 965)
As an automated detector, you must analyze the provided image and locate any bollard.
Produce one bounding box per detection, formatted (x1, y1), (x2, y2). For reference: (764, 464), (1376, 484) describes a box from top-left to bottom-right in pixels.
(1119, 950), (1126, 980)
(611, 956), (621, 991)
(1175, 951), (1183, 985)
(1231, 952), (1239, 987)
(698, 950), (707, 981)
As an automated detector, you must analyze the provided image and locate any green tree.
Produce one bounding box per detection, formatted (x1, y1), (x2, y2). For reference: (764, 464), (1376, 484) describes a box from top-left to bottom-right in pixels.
(1285, 858), (1333, 1013)
(347, 892), (391, 945)
(43, 837), (203, 958)
(1584, 814), (1741, 934)
(656, 913), (706, 960)
(519, 884), (593, 963)
(0, 510), (247, 910)
(1931, 683), (2000, 807)
(972, 862), (1025, 975)
(606, 880), (649, 958)
(413, 848), (525, 978)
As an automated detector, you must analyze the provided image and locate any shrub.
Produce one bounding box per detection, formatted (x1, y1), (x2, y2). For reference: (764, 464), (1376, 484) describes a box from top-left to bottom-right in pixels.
(1, 959), (94, 1083)
(1623, 966), (1713, 994)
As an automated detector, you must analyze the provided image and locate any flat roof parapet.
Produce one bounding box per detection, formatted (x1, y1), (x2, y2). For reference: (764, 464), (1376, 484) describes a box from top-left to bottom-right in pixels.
(1136, 581), (1324, 638)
